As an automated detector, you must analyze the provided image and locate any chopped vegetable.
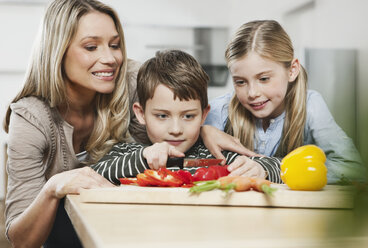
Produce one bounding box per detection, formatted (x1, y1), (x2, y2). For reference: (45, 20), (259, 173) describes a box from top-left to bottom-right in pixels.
(119, 178), (138, 185)
(192, 165), (229, 182)
(189, 176), (276, 196)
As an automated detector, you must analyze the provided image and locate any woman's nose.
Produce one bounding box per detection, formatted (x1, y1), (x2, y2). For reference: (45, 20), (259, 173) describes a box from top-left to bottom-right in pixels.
(100, 47), (117, 65)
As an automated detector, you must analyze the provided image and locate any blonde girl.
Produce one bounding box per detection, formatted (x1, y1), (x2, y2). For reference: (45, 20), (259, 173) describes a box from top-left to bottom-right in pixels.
(205, 20), (365, 183)
(3, 0), (141, 246)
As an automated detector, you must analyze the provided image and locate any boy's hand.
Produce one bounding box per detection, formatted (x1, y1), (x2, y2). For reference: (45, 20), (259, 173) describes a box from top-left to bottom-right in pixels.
(227, 156), (266, 178)
(143, 142), (185, 170)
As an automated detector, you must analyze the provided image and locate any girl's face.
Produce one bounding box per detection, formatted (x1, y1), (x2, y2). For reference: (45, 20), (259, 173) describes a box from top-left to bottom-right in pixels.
(230, 52), (298, 121)
(63, 11), (123, 101)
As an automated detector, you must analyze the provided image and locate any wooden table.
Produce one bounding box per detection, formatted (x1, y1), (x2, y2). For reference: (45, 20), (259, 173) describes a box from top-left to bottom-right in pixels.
(65, 194), (368, 248)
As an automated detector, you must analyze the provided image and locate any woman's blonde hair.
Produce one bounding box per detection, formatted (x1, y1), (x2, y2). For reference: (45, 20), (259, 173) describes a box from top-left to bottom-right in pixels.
(3, 0), (131, 163)
(225, 20), (308, 156)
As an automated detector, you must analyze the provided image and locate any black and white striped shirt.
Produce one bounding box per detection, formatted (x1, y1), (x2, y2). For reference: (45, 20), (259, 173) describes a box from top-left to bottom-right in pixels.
(91, 140), (283, 185)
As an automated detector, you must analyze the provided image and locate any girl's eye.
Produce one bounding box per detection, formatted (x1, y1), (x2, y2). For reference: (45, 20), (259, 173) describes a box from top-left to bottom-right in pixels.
(85, 46), (97, 51)
(234, 80), (246, 85)
(259, 77), (270, 82)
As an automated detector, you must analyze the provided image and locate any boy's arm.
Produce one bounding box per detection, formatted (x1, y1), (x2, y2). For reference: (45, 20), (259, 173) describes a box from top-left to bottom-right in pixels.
(224, 152), (283, 184)
(91, 143), (149, 184)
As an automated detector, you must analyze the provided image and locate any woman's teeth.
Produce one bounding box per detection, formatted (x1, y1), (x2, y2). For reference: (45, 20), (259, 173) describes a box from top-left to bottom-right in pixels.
(93, 72), (113, 77)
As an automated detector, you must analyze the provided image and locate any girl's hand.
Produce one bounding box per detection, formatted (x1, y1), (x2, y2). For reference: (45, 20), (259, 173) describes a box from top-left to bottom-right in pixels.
(200, 125), (258, 163)
(227, 156), (267, 178)
(143, 142), (185, 170)
(45, 167), (115, 199)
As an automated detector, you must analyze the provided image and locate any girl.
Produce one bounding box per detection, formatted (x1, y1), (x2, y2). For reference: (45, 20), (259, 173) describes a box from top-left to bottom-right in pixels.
(205, 20), (365, 183)
(3, 0), (141, 247)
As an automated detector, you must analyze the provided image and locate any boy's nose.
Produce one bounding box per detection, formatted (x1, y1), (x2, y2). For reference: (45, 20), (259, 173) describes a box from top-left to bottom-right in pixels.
(168, 119), (183, 135)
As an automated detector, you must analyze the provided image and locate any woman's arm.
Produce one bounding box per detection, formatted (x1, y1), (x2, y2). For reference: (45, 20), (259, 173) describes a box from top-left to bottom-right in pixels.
(8, 167), (111, 247)
(6, 112), (113, 247)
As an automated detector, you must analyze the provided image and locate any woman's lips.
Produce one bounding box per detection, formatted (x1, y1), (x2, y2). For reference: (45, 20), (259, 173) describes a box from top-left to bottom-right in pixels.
(249, 100), (269, 110)
(166, 140), (184, 146)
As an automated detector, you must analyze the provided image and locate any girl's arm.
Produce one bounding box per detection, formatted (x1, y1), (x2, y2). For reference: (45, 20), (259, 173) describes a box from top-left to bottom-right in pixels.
(6, 113), (113, 247)
(200, 125), (257, 161)
(306, 90), (366, 183)
(91, 142), (150, 184)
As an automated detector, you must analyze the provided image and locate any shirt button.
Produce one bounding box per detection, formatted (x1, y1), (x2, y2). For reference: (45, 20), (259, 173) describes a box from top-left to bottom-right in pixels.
(270, 119), (275, 124)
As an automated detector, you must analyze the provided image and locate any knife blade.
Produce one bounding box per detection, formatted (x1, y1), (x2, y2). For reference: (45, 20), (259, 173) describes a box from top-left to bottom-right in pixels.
(166, 157), (223, 169)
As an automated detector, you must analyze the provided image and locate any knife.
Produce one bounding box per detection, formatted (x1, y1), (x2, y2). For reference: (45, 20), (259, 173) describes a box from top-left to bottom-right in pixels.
(166, 157), (223, 169)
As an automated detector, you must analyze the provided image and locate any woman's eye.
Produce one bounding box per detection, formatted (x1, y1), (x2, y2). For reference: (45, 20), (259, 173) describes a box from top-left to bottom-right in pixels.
(156, 114), (168, 119)
(110, 44), (120, 49)
(85, 46), (97, 51)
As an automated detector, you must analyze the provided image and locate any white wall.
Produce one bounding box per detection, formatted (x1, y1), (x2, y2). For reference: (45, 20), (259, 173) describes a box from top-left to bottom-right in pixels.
(283, 0), (368, 166)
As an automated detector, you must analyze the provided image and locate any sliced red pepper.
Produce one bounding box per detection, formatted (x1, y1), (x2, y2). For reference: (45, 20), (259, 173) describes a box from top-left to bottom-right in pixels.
(136, 173), (160, 186)
(119, 178), (138, 185)
(144, 169), (183, 187)
(211, 165), (230, 178)
(173, 170), (193, 184)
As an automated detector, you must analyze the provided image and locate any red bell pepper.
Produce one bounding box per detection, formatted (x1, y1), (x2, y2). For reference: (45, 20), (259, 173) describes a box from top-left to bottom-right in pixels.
(192, 165), (230, 182)
(144, 169), (183, 187)
(173, 170), (193, 184)
(119, 178), (138, 185)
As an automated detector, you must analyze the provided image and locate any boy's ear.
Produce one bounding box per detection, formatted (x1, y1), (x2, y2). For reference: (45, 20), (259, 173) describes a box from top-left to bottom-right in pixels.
(201, 105), (211, 125)
(132, 102), (146, 125)
(288, 58), (300, 82)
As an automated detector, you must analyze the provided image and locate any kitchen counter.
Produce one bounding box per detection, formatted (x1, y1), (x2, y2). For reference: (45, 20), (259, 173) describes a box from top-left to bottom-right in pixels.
(64, 192), (368, 248)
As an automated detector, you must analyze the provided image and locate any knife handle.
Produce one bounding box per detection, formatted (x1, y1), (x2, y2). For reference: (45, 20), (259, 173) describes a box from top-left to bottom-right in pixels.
(166, 157), (184, 169)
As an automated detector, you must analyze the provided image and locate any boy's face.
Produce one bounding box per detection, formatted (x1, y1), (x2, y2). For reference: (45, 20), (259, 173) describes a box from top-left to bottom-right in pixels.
(134, 84), (210, 153)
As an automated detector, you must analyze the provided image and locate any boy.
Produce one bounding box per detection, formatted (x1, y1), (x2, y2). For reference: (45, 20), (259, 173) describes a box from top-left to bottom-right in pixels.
(92, 50), (282, 184)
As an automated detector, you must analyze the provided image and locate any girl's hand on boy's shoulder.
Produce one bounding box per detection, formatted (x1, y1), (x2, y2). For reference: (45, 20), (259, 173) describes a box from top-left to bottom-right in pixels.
(227, 156), (266, 178)
(200, 125), (258, 164)
(143, 142), (185, 170)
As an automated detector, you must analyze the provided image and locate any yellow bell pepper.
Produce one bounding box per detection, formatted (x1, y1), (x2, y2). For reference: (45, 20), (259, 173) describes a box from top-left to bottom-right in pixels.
(280, 145), (327, 190)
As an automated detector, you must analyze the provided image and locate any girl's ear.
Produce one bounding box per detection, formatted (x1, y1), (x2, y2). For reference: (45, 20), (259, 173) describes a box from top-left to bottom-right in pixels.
(133, 102), (146, 125)
(288, 58), (300, 82)
(200, 105), (211, 125)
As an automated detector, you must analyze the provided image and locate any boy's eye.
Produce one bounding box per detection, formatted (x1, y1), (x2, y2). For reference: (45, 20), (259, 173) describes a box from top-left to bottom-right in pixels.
(183, 114), (195, 120)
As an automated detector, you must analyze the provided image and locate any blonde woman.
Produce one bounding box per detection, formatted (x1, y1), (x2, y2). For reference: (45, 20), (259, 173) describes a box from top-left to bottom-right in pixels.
(204, 20), (365, 183)
(3, 0), (141, 246)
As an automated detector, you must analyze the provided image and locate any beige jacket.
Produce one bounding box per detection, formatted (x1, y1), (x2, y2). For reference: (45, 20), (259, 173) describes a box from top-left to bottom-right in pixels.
(5, 59), (146, 235)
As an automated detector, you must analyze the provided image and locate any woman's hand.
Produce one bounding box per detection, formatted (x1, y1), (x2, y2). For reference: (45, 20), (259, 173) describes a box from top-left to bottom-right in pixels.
(143, 142), (185, 170)
(46, 167), (115, 199)
(227, 156), (267, 178)
(200, 125), (258, 163)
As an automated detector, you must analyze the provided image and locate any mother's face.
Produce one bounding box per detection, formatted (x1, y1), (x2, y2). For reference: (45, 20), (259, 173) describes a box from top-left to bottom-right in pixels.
(63, 11), (123, 98)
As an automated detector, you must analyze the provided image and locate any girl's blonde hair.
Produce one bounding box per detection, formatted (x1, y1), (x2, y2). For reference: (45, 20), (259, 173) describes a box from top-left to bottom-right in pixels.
(225, 20), (308, 156)
(3, 0), (131, 163)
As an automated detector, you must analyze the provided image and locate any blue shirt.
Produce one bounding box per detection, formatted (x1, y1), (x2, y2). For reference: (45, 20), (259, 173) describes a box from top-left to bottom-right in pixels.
(205, 90), (365, 183)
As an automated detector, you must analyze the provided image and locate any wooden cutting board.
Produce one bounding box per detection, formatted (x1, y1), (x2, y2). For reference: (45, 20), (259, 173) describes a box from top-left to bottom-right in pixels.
(80, 184), (356, 209)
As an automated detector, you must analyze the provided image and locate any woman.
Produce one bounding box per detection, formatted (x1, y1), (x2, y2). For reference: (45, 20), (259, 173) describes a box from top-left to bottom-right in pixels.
(3, 0), (141, 247)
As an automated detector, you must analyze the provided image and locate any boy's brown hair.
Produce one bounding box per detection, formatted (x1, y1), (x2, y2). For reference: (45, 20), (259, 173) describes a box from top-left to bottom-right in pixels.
(136, 50), (209, 110)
